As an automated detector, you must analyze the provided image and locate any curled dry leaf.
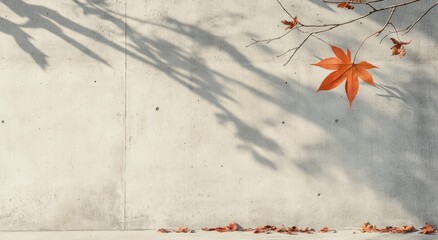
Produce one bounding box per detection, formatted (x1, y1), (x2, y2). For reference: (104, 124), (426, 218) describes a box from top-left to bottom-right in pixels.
(390, 38), (411, 58)
(362, 222), (377, 233)
(174, 227), (193, 233)
(338, 0), (365, 9)
(281, 16), (298, 30)
(312, 45), (378, 107)
(338, 2), (355, 9)
(320, 226), (336, 233)
(202, 222), (246, 232)
(157, 228), (171, 233)
(420, 223), (437, 235)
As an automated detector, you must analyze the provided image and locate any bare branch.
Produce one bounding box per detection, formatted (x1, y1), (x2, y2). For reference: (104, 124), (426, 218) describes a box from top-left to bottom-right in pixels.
(283, 33), (313, 66)
(376, 7), (396, 36)
(249, 0), (427, 65)
(402, 1), (438, 35)
(246, 29), (294, 48)
(276, 0), (294, 19)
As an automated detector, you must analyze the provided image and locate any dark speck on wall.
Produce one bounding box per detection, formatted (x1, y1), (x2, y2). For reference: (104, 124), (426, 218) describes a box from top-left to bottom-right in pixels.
(155, 107), (159, 111)
(282, 121), (285, 124)
(335, 119), (339, 123)
(1, 120), (4, 124)
(317, 193), (321, 196)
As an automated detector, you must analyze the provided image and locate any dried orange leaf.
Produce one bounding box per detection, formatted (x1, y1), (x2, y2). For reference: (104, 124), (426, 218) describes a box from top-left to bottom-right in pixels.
(420, 223), (437, 235)
(312, 45), (378, 106)
(281, 16), (298, 30)
(390, 38), (411, 58)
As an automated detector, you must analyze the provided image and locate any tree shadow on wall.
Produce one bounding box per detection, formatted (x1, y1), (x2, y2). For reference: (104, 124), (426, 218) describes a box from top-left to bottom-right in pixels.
(1, 0), (437, 226)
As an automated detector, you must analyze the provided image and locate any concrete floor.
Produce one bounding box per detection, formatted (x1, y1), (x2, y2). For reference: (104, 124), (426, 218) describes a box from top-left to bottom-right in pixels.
(0, 231), (435, 240)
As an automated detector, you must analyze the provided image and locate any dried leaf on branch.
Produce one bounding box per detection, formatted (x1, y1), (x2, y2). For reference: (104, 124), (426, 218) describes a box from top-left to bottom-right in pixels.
(390, 38), (411, 57)
(281, 16), (298, 29)
(312, 45), (377, 106)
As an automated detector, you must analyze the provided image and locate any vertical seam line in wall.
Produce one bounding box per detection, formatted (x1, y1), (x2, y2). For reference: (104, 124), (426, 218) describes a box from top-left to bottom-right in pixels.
(123, 0), (128, 231)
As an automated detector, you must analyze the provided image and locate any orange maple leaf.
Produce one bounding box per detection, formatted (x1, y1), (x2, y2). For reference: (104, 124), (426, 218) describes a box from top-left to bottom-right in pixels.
(312, 45), (378, 106)
(281, 16), (298, 30)
(390, 38), (411, 57)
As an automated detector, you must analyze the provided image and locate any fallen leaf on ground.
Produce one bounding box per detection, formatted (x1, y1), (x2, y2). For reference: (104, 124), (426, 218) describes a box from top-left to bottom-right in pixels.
(320, 226), (336, 233)
(362, 222), (416, 233)
(174, 227), (193, 233)
(157, 228), (171, 233)
(202, 222), (246, 232)
(420, 223), (437, 235)
(312, 45), (378, 107)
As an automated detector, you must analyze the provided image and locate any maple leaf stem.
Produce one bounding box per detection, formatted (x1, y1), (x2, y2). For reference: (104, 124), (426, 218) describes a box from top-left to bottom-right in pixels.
(353, 32), (377, 63)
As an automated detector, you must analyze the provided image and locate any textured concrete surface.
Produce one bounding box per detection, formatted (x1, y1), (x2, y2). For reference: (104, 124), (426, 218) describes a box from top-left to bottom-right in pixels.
(0, 0), (437, 231)
(0, 231), (437, 240)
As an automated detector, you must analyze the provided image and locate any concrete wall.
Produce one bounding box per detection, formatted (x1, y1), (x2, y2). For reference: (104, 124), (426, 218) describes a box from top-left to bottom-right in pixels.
(0, 0), (436, 230)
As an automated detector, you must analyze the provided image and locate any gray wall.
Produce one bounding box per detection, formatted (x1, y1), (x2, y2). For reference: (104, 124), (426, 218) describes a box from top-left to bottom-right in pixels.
(0, 0), (436, 230)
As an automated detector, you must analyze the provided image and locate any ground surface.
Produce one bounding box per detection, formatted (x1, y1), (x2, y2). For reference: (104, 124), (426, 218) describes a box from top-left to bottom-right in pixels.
(0, 230), (435, 240)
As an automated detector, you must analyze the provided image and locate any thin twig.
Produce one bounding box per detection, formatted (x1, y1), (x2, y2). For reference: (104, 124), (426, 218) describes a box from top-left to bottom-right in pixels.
(353, 32), (378, 63)
(283, 33), (313, 66)
(402, 1), (438, 35)
(276, 0), (294, 19)
(376, 7), (396, 36)
(246, 29), (294, 47)
(366, 3), (377, 11)
(380, 23), (400, 43)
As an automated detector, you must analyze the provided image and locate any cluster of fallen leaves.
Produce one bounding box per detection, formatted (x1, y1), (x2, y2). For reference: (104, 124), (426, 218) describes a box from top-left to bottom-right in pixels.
(252, 225), (318, 235)
(159, 222), (334, 235)
(157, 227), (193, 233)
(361, 222), (437, 235)
(158, 222), (436, 235)
(420, 223), (437, 235)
